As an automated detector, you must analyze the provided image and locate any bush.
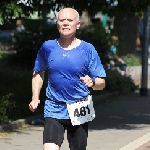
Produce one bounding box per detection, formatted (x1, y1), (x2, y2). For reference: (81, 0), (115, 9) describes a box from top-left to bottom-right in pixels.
(77, 23), (109, 64)
(0, 93), (15, 124)
(90, 69), (137, 97)
(8, 26), (59, 69)
(8, 31), (44, 69)
(122, 54), (141, 66)
(0, 60), (47, 123)
(105, 69), (137, 92)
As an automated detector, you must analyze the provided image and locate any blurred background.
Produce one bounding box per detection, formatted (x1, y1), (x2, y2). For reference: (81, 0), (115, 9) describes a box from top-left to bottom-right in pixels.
(0, 0), (150, 125)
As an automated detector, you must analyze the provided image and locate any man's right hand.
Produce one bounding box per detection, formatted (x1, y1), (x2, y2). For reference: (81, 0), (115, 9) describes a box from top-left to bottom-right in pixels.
(29, 100), (40, 112)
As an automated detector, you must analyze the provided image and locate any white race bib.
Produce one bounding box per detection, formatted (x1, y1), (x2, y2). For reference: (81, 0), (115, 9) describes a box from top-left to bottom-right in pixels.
(67, 95), (95, 126)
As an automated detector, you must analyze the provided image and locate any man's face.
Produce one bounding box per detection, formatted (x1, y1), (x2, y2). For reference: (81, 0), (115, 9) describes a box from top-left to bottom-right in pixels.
(57, 8), (80, 38)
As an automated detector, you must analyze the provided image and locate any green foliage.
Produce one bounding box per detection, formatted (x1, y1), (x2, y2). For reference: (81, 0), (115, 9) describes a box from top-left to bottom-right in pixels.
(0, 60), (46, 123)
(0, 0), (150, 24)
(9, 31), (44, 69)
(77, 23), (109, 64)
(90, 69), (137, 96)
(122, 54), (141, 66)
(24, 19), (49, 33)
(0, 93), (15, 124)
(0, 1), (23, 24)
(8, 25), (59, 69)
(17, 0), (150, 17)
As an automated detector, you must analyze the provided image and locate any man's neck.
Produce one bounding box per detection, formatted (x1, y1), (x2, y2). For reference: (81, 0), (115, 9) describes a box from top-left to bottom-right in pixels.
(58, 37), (80, 50)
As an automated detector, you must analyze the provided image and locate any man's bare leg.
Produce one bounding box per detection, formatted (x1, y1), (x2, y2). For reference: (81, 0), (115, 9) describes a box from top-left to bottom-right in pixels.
(43, 143), (59, 150)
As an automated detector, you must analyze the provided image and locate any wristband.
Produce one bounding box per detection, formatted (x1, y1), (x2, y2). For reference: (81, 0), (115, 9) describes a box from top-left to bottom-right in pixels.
(92, 79), (95, 87)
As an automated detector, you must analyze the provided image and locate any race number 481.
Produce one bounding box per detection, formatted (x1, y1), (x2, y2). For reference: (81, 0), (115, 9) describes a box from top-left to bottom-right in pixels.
(74, 105), (90, 117)
(67, 95), (95, 126)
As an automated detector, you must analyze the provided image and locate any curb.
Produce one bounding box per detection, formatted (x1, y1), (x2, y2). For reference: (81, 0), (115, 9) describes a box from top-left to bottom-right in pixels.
(0, 114), (43, 132)
(0, 92), (119, 132)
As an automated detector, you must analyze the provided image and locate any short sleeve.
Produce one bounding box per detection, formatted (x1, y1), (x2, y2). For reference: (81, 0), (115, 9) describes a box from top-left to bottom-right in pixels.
(33, 43), (48, 72)
(88, 46), (106, 79)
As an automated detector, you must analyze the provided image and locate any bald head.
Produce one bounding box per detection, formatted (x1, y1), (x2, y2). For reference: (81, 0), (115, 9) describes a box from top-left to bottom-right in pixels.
(57, 8), (80, 21)
(57, 7), (81, 37)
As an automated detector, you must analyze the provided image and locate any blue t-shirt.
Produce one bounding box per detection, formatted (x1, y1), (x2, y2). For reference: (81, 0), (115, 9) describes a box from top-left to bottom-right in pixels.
(33, 39), (106, 119)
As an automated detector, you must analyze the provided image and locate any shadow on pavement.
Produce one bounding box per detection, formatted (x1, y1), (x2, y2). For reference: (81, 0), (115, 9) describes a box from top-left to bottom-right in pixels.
(89, 89), (150, 131)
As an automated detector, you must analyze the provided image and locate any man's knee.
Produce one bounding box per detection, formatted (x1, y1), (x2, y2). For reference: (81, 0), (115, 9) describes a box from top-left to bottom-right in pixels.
(43, 143), (59, 150)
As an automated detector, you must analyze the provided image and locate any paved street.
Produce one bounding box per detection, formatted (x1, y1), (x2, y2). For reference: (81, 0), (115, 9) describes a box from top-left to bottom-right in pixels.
(0, 91), (150, 150)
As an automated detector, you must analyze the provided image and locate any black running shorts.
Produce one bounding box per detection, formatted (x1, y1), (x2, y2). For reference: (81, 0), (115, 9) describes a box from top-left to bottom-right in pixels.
(43, 117), (88, 150)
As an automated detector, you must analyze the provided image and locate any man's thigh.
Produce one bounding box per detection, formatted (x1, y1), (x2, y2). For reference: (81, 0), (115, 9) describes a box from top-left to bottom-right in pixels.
(43, 118), (65, 147)
(67, 122), (88, 150)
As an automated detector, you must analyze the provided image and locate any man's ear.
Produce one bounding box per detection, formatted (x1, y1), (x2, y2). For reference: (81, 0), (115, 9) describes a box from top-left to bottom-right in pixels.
(56, 21), (59, 28)
(76, 21), (80, 30)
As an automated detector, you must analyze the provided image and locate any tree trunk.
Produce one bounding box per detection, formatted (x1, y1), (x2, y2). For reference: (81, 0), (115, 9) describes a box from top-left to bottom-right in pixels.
(114, 14), (139, 55)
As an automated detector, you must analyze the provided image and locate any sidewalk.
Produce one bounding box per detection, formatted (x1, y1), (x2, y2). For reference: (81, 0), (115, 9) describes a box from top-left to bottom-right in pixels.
(0, 90), (150, 150)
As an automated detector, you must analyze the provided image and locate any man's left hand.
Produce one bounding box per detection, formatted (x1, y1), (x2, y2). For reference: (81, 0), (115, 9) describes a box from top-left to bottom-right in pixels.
(80, 75), (94, 87)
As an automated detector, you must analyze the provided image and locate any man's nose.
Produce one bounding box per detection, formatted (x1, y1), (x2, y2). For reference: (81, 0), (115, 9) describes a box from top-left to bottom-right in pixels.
(63, 20), (69, 25)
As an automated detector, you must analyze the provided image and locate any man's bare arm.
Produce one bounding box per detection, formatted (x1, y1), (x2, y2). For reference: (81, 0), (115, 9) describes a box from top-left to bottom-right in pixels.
(80, 75), (105, 91)
(92, 77), (105, 90)
(29, 71), (44, 112)
(32, 71), (44, 100)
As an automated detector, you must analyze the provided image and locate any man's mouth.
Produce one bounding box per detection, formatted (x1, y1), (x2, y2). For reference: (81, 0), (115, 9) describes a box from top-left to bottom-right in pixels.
(63, 28), (70, 30)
